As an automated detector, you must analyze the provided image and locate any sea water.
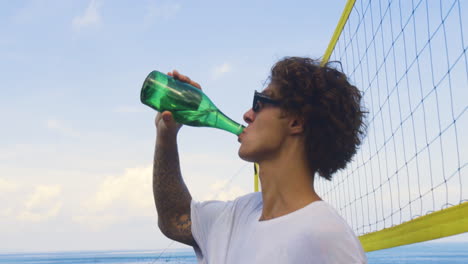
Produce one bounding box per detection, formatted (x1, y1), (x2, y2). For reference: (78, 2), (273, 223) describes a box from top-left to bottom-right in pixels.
(0, 249), (196, 264)
(366, 242), (468, 264)
(1, 242), (467, 264)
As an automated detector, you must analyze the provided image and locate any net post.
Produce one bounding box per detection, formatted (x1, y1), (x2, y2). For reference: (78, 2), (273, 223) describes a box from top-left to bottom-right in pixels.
(254, 163), (259, 192)
(321, 0), (357, 66)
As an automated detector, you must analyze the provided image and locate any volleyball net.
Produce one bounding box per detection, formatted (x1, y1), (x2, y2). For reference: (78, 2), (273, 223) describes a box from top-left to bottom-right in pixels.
(317, 0), (468, 252)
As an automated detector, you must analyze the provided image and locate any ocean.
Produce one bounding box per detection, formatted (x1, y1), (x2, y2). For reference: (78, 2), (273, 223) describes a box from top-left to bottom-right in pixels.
(1, 242), (466, 264)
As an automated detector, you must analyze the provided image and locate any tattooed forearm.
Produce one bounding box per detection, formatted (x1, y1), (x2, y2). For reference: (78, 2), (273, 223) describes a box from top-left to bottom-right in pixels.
(153, 137), (196, 246)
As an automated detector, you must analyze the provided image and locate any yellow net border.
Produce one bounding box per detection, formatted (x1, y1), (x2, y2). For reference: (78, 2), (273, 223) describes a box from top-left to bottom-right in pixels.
(360, 201), (468, 252)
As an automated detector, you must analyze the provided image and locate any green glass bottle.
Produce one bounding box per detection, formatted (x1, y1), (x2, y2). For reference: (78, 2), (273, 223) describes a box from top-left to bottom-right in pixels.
(141, 71), (245, 135)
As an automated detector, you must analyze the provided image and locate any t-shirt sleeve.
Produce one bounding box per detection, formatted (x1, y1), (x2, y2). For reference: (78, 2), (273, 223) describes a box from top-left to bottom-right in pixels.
(190, 199), (232, 258)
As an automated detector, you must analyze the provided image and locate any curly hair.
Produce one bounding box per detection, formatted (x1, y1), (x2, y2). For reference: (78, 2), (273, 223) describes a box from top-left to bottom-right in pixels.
(269, 57), (367, 180)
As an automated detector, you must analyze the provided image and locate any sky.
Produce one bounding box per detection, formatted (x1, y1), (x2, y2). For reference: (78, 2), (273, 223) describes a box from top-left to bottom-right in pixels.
(0, 0), (466, 253)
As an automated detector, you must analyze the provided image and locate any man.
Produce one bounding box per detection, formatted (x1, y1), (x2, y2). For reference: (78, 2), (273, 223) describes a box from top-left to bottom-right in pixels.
(153, 57), (367, 263)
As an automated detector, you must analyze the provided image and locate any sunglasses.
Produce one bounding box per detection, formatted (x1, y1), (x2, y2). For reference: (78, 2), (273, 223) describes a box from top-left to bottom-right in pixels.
(253, 90), (281, 112)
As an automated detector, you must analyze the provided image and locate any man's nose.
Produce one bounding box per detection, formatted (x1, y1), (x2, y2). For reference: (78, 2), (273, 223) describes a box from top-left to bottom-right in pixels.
(243, 108), (255, 124)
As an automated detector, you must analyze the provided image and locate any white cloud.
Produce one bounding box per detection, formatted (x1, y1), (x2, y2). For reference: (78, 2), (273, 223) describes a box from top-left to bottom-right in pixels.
(0, 177), (19, 193)
(177, 151), (252, 201)
(212, 63), (232, 80)
(72, 0), (102, 30)
(93, 166), (153, 210)
(0, 177), (21, 218)
(17, 184), (63, 222)
(74, 165), (154, 229)
(46, 118), (81, 138)
(202, 179), (248, 201)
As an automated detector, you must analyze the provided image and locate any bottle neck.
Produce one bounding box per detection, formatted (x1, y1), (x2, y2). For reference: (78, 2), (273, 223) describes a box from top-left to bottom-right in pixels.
(214, 111), (245, 135)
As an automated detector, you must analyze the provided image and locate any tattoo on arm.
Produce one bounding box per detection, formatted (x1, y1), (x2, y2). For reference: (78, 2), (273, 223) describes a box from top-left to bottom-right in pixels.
(153, 138), (197, 246)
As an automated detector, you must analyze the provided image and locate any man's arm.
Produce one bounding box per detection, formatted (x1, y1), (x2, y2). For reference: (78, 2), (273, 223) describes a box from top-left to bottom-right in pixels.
(153, 70), (200, 246)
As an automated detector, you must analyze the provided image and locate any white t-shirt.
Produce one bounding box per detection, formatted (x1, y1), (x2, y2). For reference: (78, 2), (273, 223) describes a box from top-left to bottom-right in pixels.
(191, 192), (367, 264)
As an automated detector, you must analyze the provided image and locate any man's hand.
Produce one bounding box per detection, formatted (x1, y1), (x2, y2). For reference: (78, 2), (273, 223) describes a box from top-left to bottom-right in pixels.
(169, 70), (202, 89)
(155, 70), (202, 138)
(155, 111), (182, 139)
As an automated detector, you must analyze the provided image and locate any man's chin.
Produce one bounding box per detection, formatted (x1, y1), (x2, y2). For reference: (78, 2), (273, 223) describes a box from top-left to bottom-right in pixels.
(238, 148), (256, 162)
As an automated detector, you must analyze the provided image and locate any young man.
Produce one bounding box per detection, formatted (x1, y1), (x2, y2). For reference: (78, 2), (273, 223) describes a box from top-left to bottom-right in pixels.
(153, 57), (368, 263)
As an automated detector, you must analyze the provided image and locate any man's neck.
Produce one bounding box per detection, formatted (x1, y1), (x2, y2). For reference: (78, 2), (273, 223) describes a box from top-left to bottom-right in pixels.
(257, 147), (321, 221)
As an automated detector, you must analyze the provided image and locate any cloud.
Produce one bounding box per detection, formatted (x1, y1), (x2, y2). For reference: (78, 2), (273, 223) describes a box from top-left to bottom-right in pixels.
(74, 165), (154, 229)
(0, 177), (19, 193)
(72, 0), (102, 30)
(202, 179), (248, 201)
(91, 166), (153, 211)
(0, 177), (21, 218)
(212, 63), (232, 80)
(177, 152), (252, 201)
(17, 184), (63, 222)
(46, 118), (81, 138)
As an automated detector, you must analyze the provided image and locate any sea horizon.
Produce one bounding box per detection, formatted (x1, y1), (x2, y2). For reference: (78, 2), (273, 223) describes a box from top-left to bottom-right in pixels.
(1, 241), (467, 264)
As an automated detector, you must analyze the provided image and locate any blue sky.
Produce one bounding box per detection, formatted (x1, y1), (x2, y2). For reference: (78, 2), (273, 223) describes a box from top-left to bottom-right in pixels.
(0, 0), (466, 252)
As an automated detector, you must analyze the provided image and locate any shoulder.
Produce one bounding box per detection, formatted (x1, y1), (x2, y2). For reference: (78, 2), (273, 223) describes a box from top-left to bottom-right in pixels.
(302, 201), (366, 262)
(192, 192), (261, 208)
(221, 192), (262, 217)
(283, 201), (361, 247)
(300, 201), (355, 235)
(233, 192), (262, 206)
(191, 192), (261, 219)
(305, 201), (348, 225)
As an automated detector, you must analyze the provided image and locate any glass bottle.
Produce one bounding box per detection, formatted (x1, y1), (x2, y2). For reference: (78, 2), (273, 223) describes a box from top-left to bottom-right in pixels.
(141, 70), (244, 135)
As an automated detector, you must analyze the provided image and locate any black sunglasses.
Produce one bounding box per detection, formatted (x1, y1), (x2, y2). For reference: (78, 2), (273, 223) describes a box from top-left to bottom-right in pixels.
(253, 90), (281, 112)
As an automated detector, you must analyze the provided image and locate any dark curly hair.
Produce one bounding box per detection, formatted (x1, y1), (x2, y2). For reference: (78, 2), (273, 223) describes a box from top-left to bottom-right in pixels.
(269, 57), (367, 180)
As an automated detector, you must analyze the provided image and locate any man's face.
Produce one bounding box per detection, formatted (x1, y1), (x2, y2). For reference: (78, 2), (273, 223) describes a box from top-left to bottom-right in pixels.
(238, 84), (290, 162)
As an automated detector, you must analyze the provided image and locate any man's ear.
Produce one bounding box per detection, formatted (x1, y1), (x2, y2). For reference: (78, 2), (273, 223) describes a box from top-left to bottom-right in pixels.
(288, 116), (304, 135)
